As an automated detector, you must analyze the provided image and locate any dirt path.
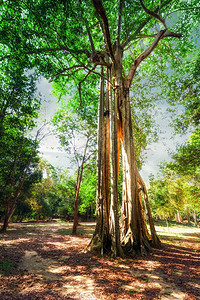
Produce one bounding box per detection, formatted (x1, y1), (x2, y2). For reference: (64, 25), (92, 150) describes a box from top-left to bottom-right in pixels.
(0, 220), (199, 299)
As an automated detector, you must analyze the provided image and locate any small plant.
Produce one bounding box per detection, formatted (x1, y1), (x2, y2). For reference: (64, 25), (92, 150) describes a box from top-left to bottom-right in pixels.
(64, 260), (68, 264)
(164, 291), (173, 295)
(0, 261), (13, 274)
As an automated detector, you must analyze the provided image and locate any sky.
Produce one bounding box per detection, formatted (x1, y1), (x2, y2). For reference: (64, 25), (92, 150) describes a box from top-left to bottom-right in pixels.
(35, 78), (74, 173)
(36, 77), (189, 182)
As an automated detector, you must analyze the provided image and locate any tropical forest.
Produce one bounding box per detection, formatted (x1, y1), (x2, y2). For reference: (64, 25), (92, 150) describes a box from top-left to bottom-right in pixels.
(0, 0), (199, 299)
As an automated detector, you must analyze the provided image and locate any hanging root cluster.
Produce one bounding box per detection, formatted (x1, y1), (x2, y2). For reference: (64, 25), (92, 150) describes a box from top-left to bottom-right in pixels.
(89, 65), (161, 258)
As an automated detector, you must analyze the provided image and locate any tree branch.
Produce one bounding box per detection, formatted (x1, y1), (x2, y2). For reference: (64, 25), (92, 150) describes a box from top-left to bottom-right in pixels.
(117, 0), (123, 44)
(50, 65), (84, 81)
(79, 0), (96, 53)
(122, 16), (152, 47)
(78, 64), (97, 106)
(126, 28), (181, 88)
(137, 34), (158, 39)
(52, 62), (113, 87)
(124, 34), (158, 51)
(83, 65), (114, 87)
(21, 0), (90, 59)
(92, 0), (115, 61)
(162, 30), (182, 38)
(139, 0), (167, 28)
(123, 0), (173, 47)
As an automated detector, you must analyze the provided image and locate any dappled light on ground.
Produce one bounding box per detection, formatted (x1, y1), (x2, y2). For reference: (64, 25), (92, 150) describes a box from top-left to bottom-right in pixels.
(155, 224), (200, 240)
(0, 220), (199, 299)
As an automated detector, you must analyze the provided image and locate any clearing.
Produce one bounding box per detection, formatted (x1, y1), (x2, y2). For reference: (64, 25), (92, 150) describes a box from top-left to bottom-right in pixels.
(0, 220), (199, 299)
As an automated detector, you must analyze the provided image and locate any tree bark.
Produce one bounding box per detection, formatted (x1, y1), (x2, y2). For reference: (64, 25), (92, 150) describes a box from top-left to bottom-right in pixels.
(1, 151), (35, 232)
(0, 215), (9, 233)
(72, 170), (80, 235)
(72, 135), (90, 234)
(137, 171), (161, 248)
(176, 210), (182, 224)
(119, 87), (153, 255)
(109, 84), (124, 257)
(89, 42), (160, 256)
(89, 67), (111, 254)
(193, 211), (197, 227)
(186, 207), (190, 223)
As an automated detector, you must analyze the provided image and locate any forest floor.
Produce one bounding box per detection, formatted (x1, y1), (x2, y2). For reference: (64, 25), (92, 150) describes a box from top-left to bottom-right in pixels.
(0, 220), (199, 300)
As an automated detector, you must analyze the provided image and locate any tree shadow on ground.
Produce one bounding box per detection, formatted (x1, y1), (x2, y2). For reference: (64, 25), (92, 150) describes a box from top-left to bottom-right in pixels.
(138, 242), (200, 299)
(0, 221), (199, 299)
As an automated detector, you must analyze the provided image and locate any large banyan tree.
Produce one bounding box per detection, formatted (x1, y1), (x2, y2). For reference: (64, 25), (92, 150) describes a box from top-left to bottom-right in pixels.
(1, 0), (199, 255)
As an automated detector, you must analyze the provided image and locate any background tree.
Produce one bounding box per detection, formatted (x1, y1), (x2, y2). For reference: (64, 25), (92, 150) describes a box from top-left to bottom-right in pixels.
(148, 176), (173, 225)
(78, 161), (97, 221)
(0, 66), (42, 231)
(27, 176), (53, 221)
(11, 165), (43, 222)
(52, 105), (97, 234)
(26, 166), (76, 221)
(167, 129), (200, 223)
(168, 129), (200, 178)
(149, 139), (200, 225)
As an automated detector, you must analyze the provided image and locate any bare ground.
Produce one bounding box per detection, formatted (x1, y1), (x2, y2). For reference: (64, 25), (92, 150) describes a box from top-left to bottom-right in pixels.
(0, 220), (199, 300)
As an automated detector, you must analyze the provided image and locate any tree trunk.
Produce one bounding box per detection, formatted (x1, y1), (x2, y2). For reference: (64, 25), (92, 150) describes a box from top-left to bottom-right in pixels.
(89, 46), (160, 257)
(137, 171), (161, 248)
(1, 194), (21, 232)
(109, 83), (123, 257)
(104, 67), (111, 241)
(72, 179), (79, 235)
(72, 144), (88, 234)
(186, 207), (190, 223)
(193, 211), (197, 227)
(176, 210), (182, 224)
(89, 67), (111, 254)
(1, 151), (35, 232)
(119, 85), (153, 255)
(1, 215), (9, 233)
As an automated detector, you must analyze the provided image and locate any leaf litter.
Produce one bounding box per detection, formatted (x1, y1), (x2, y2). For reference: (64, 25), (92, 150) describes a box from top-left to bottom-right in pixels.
(0, 220), (199, 300)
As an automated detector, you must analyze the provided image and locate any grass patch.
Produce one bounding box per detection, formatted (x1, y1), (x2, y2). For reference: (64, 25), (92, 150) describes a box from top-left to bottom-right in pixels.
(56, 228), (71, 235)
(0, 261), (13, 274)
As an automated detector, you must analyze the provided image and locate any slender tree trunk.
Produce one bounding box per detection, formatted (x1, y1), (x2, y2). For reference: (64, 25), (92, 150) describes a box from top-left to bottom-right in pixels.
(89, 67), (111, 254)
(1, 151), (35, 232)
(186, 207), (190, 223)
(142, 189), (161, 248)
(109, 84), (123, 257)
(101, 67), (111, 251)
(1, 200), (16, 233)
(119, 85), (153, 254)
(72, 172), (80, 235)
(137, 172), (161, 248)
(1, 215), (9, 233)
(193, 211), (197, 227)
(72, 185), (80, 234)
(176, 210), (182, 223)
(72, 133), (90, 234)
